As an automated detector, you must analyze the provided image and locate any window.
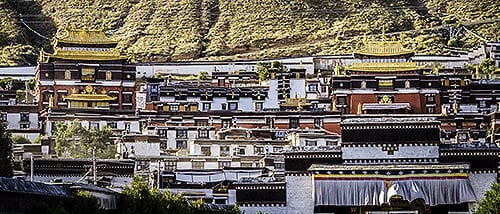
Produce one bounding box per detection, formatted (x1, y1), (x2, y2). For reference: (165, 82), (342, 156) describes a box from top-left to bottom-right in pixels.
(20, 113), (29, 122)
(202, 103), (211, 111)
(218, 79), (225, 87)
(89, 122), (99, 130)
(57, 92), (67, 103)
(221, 103), (227, 110)
(255, 102), (263, 111)
(170, 104), (179, 111)
(222, 119), (232, 128)
(308, 84), (318, 92)
(321, 86), (327, 93)
(198, 129), (209, 138)
(427, 106), (435, 114)
(220, 146), (230, 157)
(338, 97), (346, 105)
(426, 95), (435, 103)
(164, 161), (176, 170)
(176, 129), (187, 138)
(195, 119), (208, 127)
(20, 123), (30, 129)
(192, 161), (204, 170)
(326, 141), (337, 146)
(273, 147), (283, 152)
(314, 118), (324, 128)
(306, 140), (317, 146)
(274, 162), (284, 170)
(176, 140), (187, 149)
(289, 118), (299, 129)
(255, 147), (264, 155)
(228, 102), (238, 111)
(107, 122), (117, 129)
(81, 67), (96, 82)
(157, 129), (167, 137)
(378, 79), (393, 90)
(218, 161), (231, 169)
(265, 117), (274, 128)
(1, 112), (6, 121)
(241, 162), (253, 168)
(122, 94), (133, 103)
(201, 147), (211, 156)
(238, 147), (246, 155)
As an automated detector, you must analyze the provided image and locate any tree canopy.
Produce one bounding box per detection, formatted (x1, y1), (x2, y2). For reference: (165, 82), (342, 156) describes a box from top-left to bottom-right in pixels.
(474, 182), (500, 214)
(0, 122), (13, 177)
(119, 177), (240, 214)
(54, 119), (115, 159)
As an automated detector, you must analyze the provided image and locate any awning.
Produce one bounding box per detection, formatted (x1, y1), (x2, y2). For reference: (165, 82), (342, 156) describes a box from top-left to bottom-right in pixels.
(314, 173), (477, 206)
(362, 103), (411, 111)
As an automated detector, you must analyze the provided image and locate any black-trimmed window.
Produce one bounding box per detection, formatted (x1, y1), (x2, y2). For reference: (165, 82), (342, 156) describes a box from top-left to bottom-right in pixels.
(289, 118), (299, 129)
(107, 122), (118, 129)
(308, 84), (318, 92)
(176, 129), (187, 138)
(201, 147), (211, 156)
(1, 112), (7, 121)
(176, 140), (187, 149)
(306, 140), (317, 146)
(222, 119), (232, 128)
(202, 103), (211, 111)
(81, 67), (96, 82)
(170, 104), (179, 111)
(122, 94), (133, 103)
(20, 113), (29, 122)
(20, 123), (30, 129)
(198, 129), (209, 138)
(314, 118), (324, 128)
(228, 102), (238, 111)
(195, 119), (208, 127)
(220, 146), (230, 157)
(255, 102), (263, 111)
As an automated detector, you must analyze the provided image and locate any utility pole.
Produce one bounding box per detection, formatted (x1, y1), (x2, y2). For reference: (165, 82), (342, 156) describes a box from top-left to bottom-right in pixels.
(92, 147), (97, 185)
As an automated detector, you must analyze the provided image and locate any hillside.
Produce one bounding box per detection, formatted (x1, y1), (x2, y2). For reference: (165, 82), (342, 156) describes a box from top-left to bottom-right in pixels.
(1, 0), (499, 65)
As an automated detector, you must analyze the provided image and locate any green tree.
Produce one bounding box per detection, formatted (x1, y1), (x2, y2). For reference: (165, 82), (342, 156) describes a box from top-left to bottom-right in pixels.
(54, 120), (115, 158)
(0, 122), (13, 177)
(479, 58), (496, 76)
(474, 182), (500, 214)
(118, 177), (240, 214)
(257, 61), (283, 81)
(12, 135), (31, 144)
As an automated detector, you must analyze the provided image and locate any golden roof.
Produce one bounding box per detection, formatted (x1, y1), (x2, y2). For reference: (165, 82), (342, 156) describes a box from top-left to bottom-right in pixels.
(347, 62), (422, 73)
(50, 49), (127, 61)
(56, 28), (117, 45)
(354, 39), (414, 57)
(280, 98), (312, 107)
(64, 94), (116, 102)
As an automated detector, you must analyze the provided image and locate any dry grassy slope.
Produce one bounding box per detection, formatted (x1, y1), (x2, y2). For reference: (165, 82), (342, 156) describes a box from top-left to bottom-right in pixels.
(0, 0), (499, 65)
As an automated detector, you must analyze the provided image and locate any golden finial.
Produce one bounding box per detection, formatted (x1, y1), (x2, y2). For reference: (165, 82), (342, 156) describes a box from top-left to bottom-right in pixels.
(257, 90), (261, 100)
(357, 102), (362, 115)
(71, 87), (78, 94)
(231, 91), (235, 99)
(271, 61), (274, 69)
(205, 91), (209, 100)
(334, 64), (340, 76)
(101, 89), (107, 95)
(332, 99), (337, 111)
